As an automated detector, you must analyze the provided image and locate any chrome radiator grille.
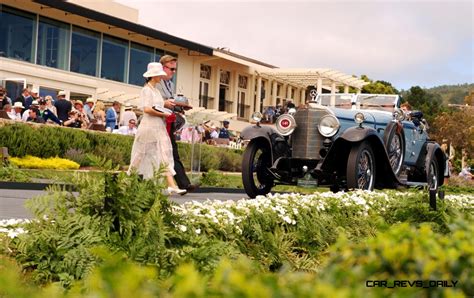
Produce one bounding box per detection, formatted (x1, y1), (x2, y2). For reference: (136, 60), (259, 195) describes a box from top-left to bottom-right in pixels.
(292, 108), (327, 159)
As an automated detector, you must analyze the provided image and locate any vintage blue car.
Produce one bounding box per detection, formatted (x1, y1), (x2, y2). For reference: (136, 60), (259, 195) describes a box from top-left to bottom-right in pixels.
(240, 92), (445, 198)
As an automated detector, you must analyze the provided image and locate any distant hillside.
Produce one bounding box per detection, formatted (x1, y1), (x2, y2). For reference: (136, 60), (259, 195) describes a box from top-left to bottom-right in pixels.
(425, 83), (473, 105)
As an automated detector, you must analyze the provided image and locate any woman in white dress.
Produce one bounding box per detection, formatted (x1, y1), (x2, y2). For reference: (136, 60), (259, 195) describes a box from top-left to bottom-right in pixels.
(128, 62), (186, 195)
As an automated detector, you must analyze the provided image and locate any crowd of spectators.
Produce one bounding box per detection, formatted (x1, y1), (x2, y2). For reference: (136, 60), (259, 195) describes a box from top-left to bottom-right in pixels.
(0, 86), (240, 146)
(262, 100), (296, 123)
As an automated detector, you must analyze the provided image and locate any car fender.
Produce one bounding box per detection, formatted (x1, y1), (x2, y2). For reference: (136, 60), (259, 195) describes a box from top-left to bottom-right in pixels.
(241, 125), (277, 161)
(324, 127), (400, 188)
(338, 126), (381, 143)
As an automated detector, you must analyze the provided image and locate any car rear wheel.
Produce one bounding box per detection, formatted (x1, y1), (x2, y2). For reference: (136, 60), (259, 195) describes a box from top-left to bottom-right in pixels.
(346, 141), (376, 190)
(242, 140), (274, 198)
(384, 123), (404, 176)
(427, 156), (439, 191)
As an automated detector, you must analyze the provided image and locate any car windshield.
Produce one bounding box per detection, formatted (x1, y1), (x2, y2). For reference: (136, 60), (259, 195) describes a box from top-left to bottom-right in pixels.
(315, 94), (354, 109)
(357, 94), (398, 112)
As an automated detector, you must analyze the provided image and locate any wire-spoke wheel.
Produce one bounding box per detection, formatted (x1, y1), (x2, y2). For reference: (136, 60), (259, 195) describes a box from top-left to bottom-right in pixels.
(347, 141), (376, 190)
(242, 140), (274, 198)
(384, 123), (405, 176)
(427, 156), (439, 191)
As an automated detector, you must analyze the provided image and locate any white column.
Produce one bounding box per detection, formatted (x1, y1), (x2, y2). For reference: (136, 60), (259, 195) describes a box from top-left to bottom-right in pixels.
(256, 76), (262, 113)
(287, 85), (292, 100)
(231, 70), (238, 114)
(344, 85), (349, 94)
(317, 78), (322, 94)
(356, 88), (361, 94)
(248, 74), (255, 118)
(330, 81), (336, 106)
(272, 81), (278, 107)
(213, 65), (220, 110)
(300, 88), (306, 105)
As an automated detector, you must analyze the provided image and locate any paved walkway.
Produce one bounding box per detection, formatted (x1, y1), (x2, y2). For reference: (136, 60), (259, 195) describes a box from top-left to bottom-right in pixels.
(0, 189), (249, 220)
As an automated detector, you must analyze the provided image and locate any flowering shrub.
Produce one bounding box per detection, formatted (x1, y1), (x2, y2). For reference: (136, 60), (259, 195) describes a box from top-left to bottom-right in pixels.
(10, 155), (80, 170)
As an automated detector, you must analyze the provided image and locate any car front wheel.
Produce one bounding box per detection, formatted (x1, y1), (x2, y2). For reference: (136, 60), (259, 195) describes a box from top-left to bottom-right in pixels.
(346, 141), (376, 191)
(242, 140), (274, 198)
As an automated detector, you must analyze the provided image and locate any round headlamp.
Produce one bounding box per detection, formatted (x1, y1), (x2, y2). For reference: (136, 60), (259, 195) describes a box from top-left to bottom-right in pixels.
(318, 114), (340, 137)
(392, 109), (405, 121)
(251, 111), (263, 123)
(276, 114), (296, 136)
(354, 112), (365, 124)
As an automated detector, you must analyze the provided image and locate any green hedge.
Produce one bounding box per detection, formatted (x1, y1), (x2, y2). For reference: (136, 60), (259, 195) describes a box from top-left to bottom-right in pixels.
(0, 121), (242, 171)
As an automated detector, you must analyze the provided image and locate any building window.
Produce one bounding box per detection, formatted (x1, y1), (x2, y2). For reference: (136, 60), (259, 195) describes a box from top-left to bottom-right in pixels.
(155, 48), (164, 62)
(238, 75), (248, 118)
(200, 64), (211, 79)
(37, 16), (70, 70)
(0, 6), (36, 62)
(101, 35), (129, 82)
(129, 42), (154, 86)
(70, 26), (100, 76)
(220, 71), (230, 85)
(199, 81), (210, 108)
(238, 75), (248, 89)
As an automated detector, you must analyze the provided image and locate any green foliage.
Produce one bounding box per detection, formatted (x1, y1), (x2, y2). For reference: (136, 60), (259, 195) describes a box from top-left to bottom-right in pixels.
(401, 86), (445, 124)
(0, 163), (31, 182)
(360, 75), (399, 94)
(423, 83), (474, 105)
(177, 142), (243, 172)
(0, 122), (242, 171)
(200, 170), (231, 187)
(0, 123), (133, 166)
(320, 217), (474, 297)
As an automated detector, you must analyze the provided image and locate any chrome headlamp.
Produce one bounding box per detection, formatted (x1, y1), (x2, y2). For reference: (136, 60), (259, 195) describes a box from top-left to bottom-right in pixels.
(276, 114), (296, 136)
(251, 111), (263, 123)
(354, 112), (365, 125)
(318, 114), (340, 137)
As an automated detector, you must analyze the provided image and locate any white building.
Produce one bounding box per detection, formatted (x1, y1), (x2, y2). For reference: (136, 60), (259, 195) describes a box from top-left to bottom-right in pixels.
(0, 0), (366, 130)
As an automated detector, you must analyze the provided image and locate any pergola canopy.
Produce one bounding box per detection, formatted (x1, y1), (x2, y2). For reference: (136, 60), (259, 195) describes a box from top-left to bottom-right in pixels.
(259, 68), (368, 90)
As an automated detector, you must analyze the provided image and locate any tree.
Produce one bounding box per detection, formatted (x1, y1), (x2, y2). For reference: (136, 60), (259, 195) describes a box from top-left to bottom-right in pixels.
(403, 86), (444, 124)
(431, 108), (474, 161)
(339, 75), (398, 94)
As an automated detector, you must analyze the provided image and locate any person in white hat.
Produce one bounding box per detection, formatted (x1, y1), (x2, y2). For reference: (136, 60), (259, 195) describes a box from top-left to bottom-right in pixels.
(119, 104), (137, 127)
(128, 62), (186, 195)
(11, 102), (24, 121)
(84, 97), (95, 121)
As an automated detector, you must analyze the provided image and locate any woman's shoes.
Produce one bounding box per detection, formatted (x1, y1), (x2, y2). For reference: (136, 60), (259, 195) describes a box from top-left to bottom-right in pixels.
(167, 187), (187, 195)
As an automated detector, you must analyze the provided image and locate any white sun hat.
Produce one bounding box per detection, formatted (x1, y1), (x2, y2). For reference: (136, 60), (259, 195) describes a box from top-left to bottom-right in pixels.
(143, 62), (167, 78)
(13, 102), (25, 109)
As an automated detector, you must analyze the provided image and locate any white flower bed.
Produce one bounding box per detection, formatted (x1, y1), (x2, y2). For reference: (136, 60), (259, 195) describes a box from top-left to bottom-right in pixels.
(1, 191), (473, 238)
(172, 190), (474, 235)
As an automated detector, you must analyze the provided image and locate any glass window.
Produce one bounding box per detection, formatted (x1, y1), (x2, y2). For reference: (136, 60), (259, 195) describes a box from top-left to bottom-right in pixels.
(0, 6), (36, 62)
(155, 48), (164, 62)
(200, 65), (211, 80)
(101, 35), (128, 82)
(39, 86), (60, 101)
(37, 16), (70, 70)
(70, 26), (100, 76)
(129, 42), (154, 86)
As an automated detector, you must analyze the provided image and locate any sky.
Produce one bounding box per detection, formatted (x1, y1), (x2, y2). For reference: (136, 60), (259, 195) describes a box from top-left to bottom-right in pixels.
(116, 0), (473, 90)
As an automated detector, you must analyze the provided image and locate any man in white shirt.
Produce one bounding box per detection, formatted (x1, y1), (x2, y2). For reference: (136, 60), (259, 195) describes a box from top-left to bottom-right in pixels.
(116, 119), (138, 136)
(119, 104), (137, 127)
(210, 126), (219, 139)
(11, 102), (24, 121)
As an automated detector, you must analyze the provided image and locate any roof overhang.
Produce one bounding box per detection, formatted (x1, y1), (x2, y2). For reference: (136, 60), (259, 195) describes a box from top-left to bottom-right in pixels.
(259, 68), (368, 89)
(33, 0), (213, 56)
